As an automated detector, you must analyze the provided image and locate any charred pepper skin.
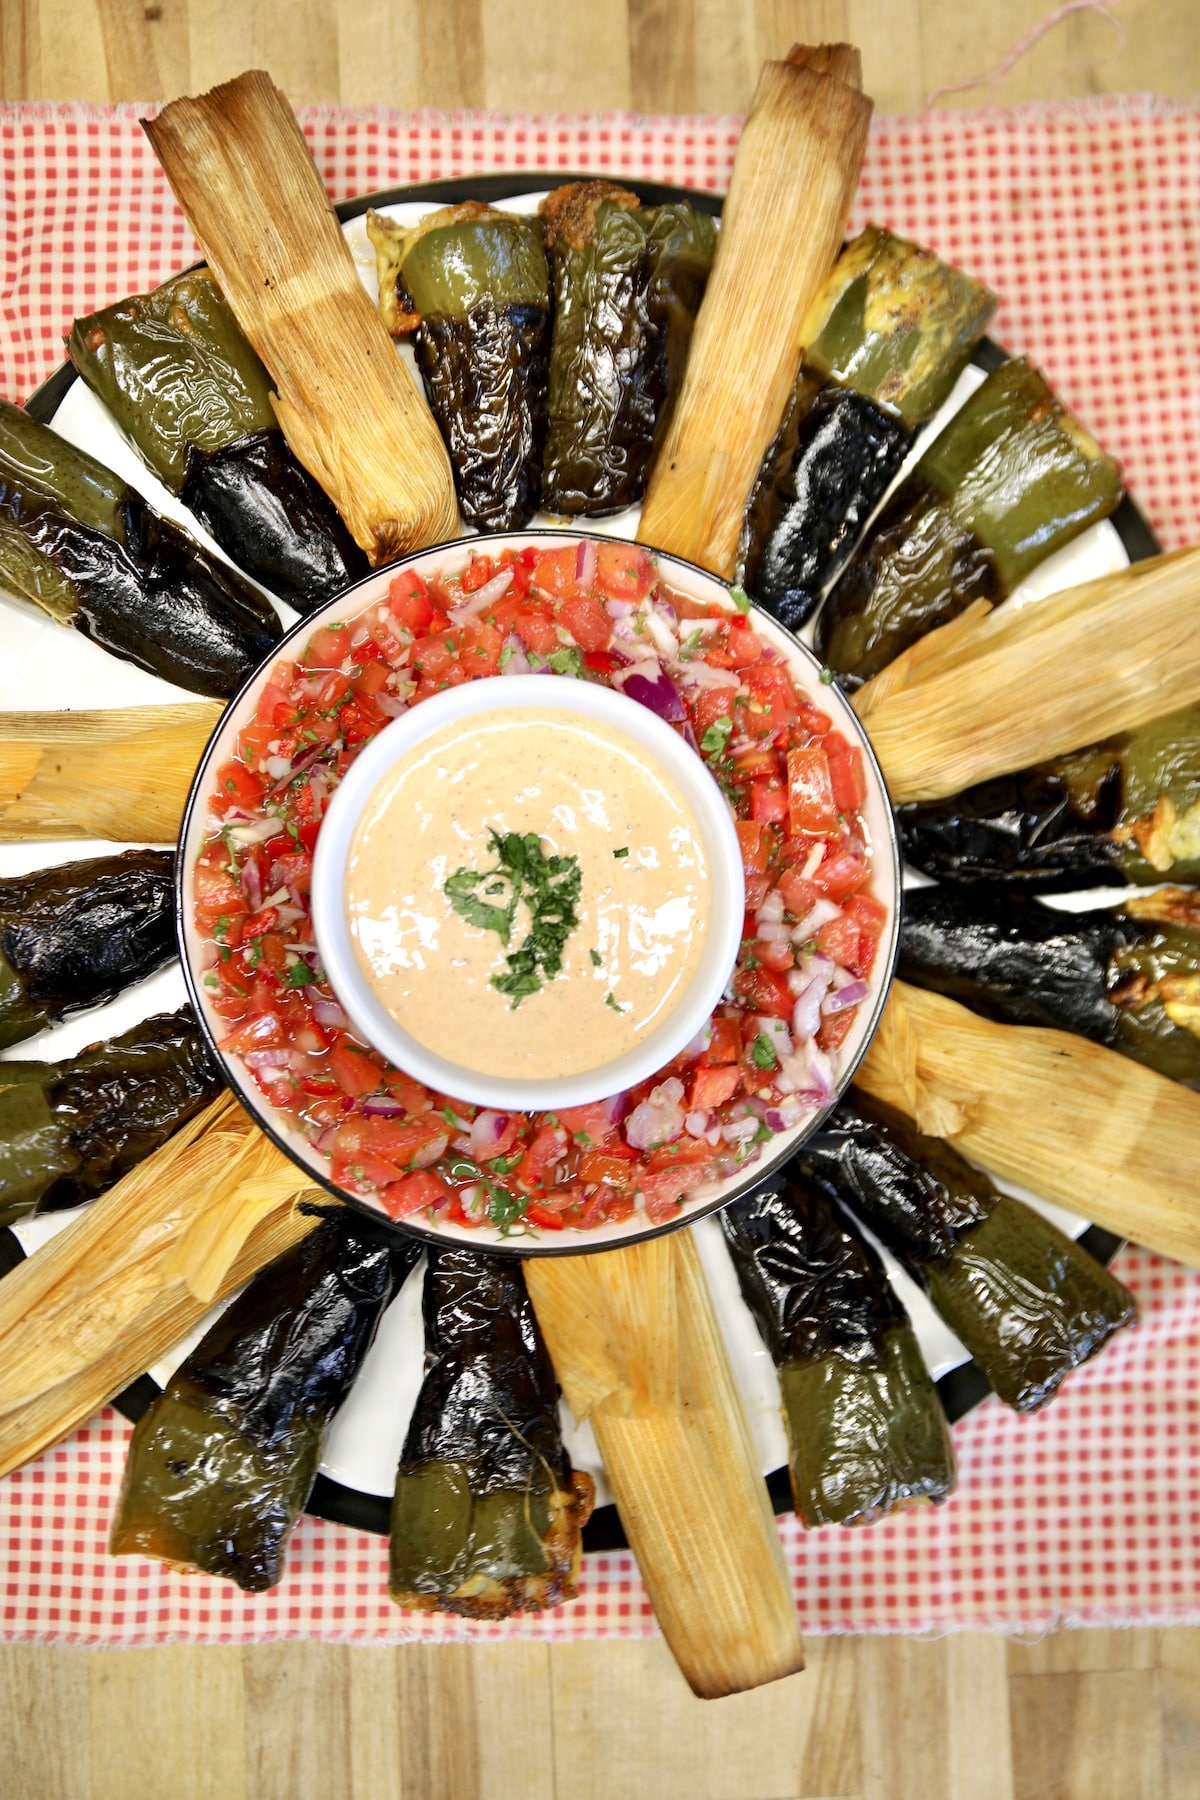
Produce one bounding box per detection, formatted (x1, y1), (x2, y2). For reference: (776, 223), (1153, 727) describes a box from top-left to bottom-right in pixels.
(0, 400), (281, 698)
(389, 1247), (593, 1619)
(0, 1007), (221, 1227)
(722, 1177), (955, 1527)
(109, 1214), (421, 1592)
(794, 1094), (1137, 1413)
(0, 849), (176, 1049)
(70, 271), (367, 615)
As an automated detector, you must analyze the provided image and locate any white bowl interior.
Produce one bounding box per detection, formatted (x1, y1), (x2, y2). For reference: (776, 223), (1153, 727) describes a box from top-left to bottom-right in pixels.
(178, 532), (901, 1253)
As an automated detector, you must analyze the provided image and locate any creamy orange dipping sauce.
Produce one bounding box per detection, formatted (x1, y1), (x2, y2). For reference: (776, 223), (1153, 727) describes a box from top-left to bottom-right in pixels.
(344, 707), (711, 1079)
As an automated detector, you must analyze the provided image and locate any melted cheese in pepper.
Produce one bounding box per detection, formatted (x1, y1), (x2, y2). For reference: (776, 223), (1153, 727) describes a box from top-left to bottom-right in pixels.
(344, 707), (711, 1079)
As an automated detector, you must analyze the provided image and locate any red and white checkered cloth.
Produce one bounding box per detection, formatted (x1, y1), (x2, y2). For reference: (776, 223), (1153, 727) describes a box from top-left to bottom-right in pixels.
(2, 95), (1200, 1645)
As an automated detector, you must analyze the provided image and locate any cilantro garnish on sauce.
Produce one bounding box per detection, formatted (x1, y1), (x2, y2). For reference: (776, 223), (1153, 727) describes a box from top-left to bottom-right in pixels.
(446, 829), (583, 1008)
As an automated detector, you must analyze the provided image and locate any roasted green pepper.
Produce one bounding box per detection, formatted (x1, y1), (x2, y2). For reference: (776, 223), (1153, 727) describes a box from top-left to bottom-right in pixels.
(722, 1175), (956, 1527)
(540, 182), (715, 515)
(740, 226), (996, 631)
(69, 269), (367, 614)
(368, 203), (551, 530)
(898, 882), (1200, 1083)
(0, 1006), (221, 1227)
(898, 702), (1200, 890)
(0, 399), (280, 696)
(0, 849), (175, 1049)
(795, 1093), (1137, 1412)
(109, 1213), (420, 1591)
(389, 1247), (593, 1618)
(814, 357), (1123, 681)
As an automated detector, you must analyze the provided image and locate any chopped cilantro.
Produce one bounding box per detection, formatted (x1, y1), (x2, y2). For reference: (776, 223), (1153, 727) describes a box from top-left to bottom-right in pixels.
(487, 1151), (523, 1176)
(729, 585), (751, 614)
(751, 1034), (778, 1070)
(441, 1105), (458, 1126)
(613, 846), (629, 859)
(285, 962), (315, 987)
(700, 716), (734, 757)
(589, 948), (602, 966)
(498, 644), (513, 668)
(605, 991), (627, 1013)
(573, 1131), (592, 1148)
(446, 829), (583, 1009)
(487, 1185), (528, 1234)
(819, 667), (834, 686)
(548, 646), (583, 677)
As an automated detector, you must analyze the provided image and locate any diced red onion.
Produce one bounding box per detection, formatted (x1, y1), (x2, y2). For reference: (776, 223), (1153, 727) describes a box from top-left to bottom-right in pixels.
(470, 1110), (511, 1159)
(721, 1116), (761, 1145)
(362, 1095), (405, 1117)
(757, 1016), (794, 1059)
(677, 659), (740, 690)
(240, 856), (262, 913)
(312, 998), (350, 1031)
(791, 899), (842, 942)
(243, 1047), (291, 1072)
(679, 719), (700, 755)
(755, 921), (791, 945)
(823, 978), (869, 1014)
(791, 964), (834, 1043)
(264, 754), (292, 781)
(763, 1109), (787, 1133)
(756, 887), (786, 926)
(604, 598), (635, 619)
(601, 1089), (630, 1124)
(410, 1134), (450, 1169)
(799, 842), (824, 882)
(680, 1021), (712, 1061)
(704, 1126), (722, 1147)
(448, 567), (513, 625)
(375, 693), (411, 719)
(500, 634), (532, 676)
(642, 608), (678, 658)
(618, 662), (687, 723)
(314, 1124), (340, 1156)
(684, 1110), (710, 1137)
(575, 538), (598, 589)
(625, 1078), (686, 1150)
(653, 599), (678, 628)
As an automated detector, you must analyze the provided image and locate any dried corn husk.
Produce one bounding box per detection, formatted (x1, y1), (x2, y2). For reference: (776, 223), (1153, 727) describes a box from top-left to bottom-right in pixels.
(0, 1092), (329, 1479)
(855, 545), (1200, 802)
(857, 980), (1200, 1270)
(0, 703), (219, 842)
(638, 44), (872, 576)
(144, 70), (460, 564)
(526, 1230), (805, 1699)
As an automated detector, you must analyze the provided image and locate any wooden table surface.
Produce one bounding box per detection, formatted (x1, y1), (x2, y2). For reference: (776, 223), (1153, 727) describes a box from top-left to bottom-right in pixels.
(3, 5), (1200, 1797)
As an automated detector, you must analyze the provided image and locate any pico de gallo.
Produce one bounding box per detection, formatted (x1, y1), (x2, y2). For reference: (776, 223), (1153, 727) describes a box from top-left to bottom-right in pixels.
(192, 537), (889, 1235)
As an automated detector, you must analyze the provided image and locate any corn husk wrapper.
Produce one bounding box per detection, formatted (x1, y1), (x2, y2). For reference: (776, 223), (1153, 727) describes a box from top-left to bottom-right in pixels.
(0, 703), (219, 843)
(638, 44), (872, 576)
(526, 1230), (805, 1699)
(0, 1092), (328, 1479)
(855, 546), (1200, 803)
(857, 981), (1200, 1270)
(144, 71), (461, 564)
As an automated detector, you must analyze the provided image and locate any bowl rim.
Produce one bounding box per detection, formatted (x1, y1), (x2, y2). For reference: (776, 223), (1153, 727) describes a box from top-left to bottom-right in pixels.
(176, 528), (903, 1258)
(309, 670), (746, 1110)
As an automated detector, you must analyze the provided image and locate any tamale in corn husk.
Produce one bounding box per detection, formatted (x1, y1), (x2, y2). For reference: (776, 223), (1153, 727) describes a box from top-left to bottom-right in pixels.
(144, 71), (460, 565)
(526, 1229), (805, 1699)
(0, 1092), (327, 1479)
(638, 44), (872, 576)
(855, 544), (1200, 803)
(857, 979), (1200, 1270)
(0, 703), (219, 842)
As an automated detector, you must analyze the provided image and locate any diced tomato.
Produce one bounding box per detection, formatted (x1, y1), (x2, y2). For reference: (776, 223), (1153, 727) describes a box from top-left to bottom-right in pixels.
(732, 965), (795, 1019)
(532, 545), (582, 598)
(458, 618), (503, 677)
(526, 1200), (568, 1231)
(687, 1064), (743, 1111)
(379, 1068), (429, 1112)
(513, 1125), (567, 1195)
(193, 860), (247, 935)
(844, 892), (888, 976)
(221, 1010), (288, 1055)
(410, 631), (458, 681)
(750, 781), (789, 827)
(787, 746), (840, 836)
(818, 1007), (856, 1052)
(460, 554), (495, 593)
(380, 1169), (457, 1220)
(516, 607), (562, 655)
(388, 569), (435, 632)
(730, 745), (779, 779)
(577, 1149), (636, 1190)
(815, 914), (860, 970)
(595, 542), (654, 601)
(753, 936), (795, 973)
(705, 1017), (742, 1065)
(241, 905), (280, 940)
(211, 758), (266, 815)
(556, 1102), (619, 1147)
(826, 733), (867, 813)
(735, 820), (769, 876)
(334, 1115), (448, 1166)
(354, 658), (390, 698)
(635, 1167), (690, 1222)
(332, 1151), (407, 1192)
(777, 868), (821, 918)
(583, 649), (623, 677)
(558, 593), (612, 653)
(329, 1040), (383, 1097)
(812, 846), (870, 900)
(691, 687), (739, 745)
(647, 1137), (713, 1170)
(305, 622), (351, 668)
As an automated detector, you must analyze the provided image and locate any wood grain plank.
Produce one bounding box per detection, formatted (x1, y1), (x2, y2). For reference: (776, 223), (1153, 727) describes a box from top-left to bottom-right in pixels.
(549, 1635), (860, 1799)
(33, 0), (107, 97)
(336, 1), (486, 111)
(348, 1643), (555, 1800)
(1160, 1629), (1200, 1800)
(944, 1634), (1014, 1800)
(857, 1637), (951, 1800)
(1009, 1669), (1166, 1800)
(89, 1646), (246, 1800)
(0, 0), (41, 99)
(242, 1643), (353, 1800)
(480, 0), (633, 112)
(1007, 1627), (1161, 1675)
(95, 0), (189, 104)
(0, 1644), (91, 1800)
(186, 0), (340, 106)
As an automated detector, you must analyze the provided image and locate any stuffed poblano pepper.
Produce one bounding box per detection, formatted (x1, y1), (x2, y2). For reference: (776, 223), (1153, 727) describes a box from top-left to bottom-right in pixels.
(389, 1247), (594, 1619)
(368, 203), (551, 530)
(0, 400), (280, 696)
(795, 1093), (1136, 1412)
(898, 702), (1200, 891)
(740, 226), (996, 631)
(899, 882), (1200, 1084)
(722, 1176), (955, 1528)
(0, 848), (175, 1049)
(0, 1006), (220, 1228)
(815, 357), (1123, 681)
(69, 270), (367, 613)
(110, 1213), (420, 1591)
(540, 182), (716, 515)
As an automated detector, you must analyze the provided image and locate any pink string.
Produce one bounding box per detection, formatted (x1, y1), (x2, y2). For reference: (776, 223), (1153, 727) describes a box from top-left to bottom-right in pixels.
(924, 0), (1127, 106)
